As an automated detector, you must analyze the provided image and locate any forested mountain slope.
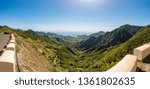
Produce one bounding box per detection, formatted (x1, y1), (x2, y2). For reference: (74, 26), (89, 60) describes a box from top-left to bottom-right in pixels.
(0, 25), (149, 72)
(76, 24), (143, 52)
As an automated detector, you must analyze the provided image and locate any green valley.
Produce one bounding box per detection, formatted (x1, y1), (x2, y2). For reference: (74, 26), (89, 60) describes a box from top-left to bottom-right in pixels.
(0, 24), (150, 72)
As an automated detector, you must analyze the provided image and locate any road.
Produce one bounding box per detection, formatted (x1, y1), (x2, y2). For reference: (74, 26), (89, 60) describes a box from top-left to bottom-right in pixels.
(0, 34), (10, 53)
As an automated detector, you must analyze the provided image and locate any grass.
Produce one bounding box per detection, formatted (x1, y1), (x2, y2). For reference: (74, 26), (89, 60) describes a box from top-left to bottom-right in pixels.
(1, 25), (150, 72)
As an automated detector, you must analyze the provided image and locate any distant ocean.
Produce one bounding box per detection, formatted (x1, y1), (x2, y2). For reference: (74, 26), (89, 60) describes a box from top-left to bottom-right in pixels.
(53, 31), (92, 37)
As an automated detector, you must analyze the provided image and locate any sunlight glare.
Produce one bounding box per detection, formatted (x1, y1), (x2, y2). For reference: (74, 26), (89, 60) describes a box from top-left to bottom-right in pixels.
(75, 0), (107, 6)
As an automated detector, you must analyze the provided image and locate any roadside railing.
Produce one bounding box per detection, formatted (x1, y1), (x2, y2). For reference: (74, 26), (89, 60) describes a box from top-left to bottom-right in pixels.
(0, 34), (16, 72)
(107, 44), (150, 72)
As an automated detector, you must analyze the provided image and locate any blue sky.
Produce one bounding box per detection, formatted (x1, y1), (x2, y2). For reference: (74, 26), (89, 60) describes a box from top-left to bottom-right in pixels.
(0, 0), (150, 35)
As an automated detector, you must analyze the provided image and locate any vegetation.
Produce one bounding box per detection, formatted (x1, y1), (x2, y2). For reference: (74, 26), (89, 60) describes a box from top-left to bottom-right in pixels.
(75, 24), (143, 51)
(88, 26), (150, 71)
(0, 25), (150, 72)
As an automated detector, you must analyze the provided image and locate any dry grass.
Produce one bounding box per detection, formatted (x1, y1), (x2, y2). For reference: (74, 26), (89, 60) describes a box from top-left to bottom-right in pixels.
(17, 40), (53, 72)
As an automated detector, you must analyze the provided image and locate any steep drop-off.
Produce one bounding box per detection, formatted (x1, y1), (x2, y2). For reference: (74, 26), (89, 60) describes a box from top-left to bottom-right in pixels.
(75, 24), (143, 52)
(0, 25), (150, 72)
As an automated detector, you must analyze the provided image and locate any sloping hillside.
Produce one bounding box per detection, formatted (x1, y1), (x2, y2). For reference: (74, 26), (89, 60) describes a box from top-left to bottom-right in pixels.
(77, 31), (105, 41)
(86, 25), (150, 71)
(14, 29), (81, 72)
(17, 39), (53, 72)
(0, 26), (53, 71)
(76, 24), (143, 51)
(0, 26), (80, 72)
(0, 25), (149, 72)
(36, 31), (81, 47)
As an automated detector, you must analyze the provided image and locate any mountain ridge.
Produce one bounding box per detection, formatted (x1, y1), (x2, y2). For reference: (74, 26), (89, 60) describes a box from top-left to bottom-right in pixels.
(75, 24), (144, 52)
(0, 24), (149, 72)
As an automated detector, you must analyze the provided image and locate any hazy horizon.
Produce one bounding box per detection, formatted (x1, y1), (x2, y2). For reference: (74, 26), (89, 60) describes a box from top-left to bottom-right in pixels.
(0, 23), (147, 37)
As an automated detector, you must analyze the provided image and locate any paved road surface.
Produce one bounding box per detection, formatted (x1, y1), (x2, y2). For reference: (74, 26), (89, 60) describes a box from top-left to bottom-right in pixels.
(0, 34), (10, 52)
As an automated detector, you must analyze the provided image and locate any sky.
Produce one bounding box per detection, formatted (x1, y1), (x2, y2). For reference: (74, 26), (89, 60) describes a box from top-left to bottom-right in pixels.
(0, 0), (150, 36)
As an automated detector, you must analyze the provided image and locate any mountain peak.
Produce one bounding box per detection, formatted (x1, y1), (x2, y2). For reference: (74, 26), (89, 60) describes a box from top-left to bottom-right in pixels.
(119, 24), (133, 29)
(76, 24), (143, 51)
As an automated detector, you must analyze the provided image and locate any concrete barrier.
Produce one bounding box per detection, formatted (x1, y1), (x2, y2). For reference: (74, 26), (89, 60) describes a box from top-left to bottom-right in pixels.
(107, 55), (137, 72)
(0, 34), (16, 72)
(107, 44), (150, 72)
(134, 44), (150, 61)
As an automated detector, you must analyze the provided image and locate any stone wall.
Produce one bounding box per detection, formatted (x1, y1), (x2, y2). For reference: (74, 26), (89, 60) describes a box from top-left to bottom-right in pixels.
(0, 34), (16, 72)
